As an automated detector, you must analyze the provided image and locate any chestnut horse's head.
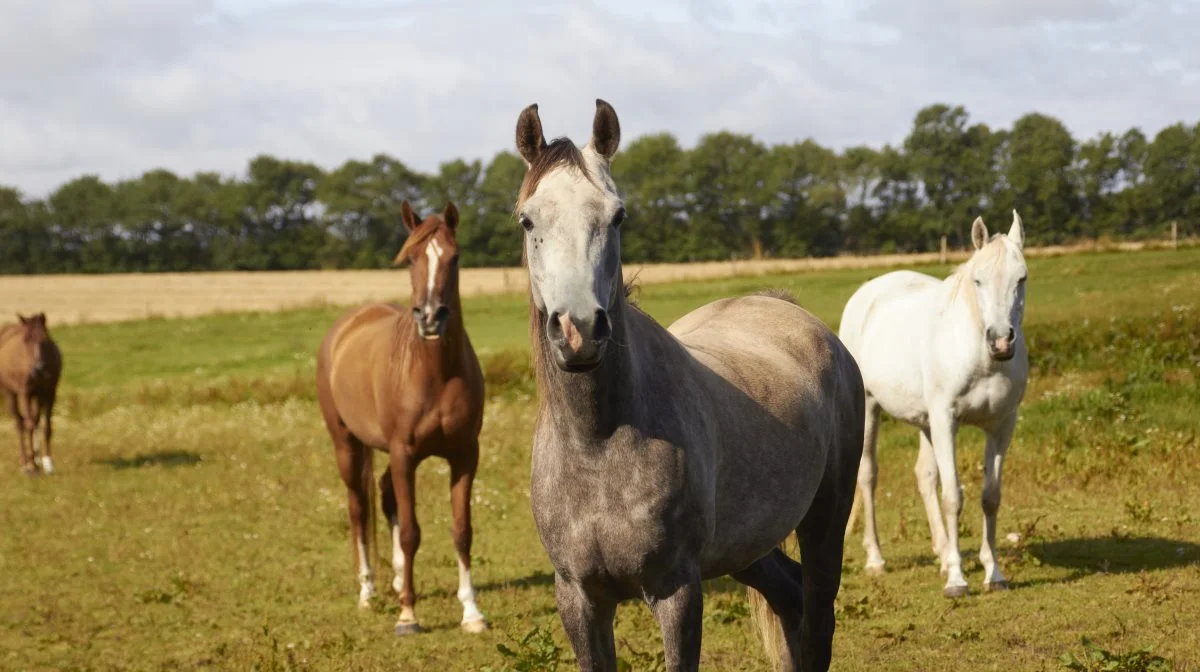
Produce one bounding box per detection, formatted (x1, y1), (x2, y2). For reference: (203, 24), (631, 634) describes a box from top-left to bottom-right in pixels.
(15, 313), (53, 378)
(393, 202), (461, 341)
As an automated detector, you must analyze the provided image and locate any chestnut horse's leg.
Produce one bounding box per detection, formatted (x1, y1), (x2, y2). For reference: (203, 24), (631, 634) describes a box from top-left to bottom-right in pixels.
(450, 444), (486, 632)
(333, 433), (376, 608)
(388, 445), (422, 635)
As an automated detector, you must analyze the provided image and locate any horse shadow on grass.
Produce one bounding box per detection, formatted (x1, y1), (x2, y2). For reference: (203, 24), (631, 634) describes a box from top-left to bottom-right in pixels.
(96, 450), (202, 470)
(1000, 535), (1200, 590)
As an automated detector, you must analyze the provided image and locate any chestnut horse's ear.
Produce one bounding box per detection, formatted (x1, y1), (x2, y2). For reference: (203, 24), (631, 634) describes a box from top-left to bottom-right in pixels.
(516, 103), (547, 167)
(443, 202), (459, 232)
(589, 98), (621, 161)
(17, 314), (28, 324)
(36, 313), (46, 326)
(401, 200), (421, 233)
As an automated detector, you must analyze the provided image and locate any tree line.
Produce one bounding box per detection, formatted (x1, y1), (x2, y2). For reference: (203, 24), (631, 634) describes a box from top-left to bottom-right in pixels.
(1, 104), (1196, 274)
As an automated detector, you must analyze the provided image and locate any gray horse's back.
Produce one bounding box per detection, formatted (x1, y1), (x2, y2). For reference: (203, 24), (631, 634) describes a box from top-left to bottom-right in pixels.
(668, 293), (865, 575)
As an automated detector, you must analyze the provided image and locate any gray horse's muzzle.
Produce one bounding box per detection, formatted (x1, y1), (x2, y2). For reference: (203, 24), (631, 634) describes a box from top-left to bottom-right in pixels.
(546, 310), (610, 372)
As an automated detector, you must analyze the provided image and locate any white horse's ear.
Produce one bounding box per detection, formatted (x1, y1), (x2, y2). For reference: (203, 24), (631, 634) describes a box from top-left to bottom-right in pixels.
(971, 216), (988, 250)
(1008, 209), (1025, 249)
(589, 99), (621, 161)
(515, 103), (547, 167)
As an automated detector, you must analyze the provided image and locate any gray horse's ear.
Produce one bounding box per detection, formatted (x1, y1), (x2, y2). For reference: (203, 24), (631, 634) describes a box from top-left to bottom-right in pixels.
(443, 201), (459, 232)
(401, 200), (420, 233)
(1008, 210), (1025, 249)
(516, 103), (547, 167)
(589, 98), (621, 160)
(971, 216), (988, 250)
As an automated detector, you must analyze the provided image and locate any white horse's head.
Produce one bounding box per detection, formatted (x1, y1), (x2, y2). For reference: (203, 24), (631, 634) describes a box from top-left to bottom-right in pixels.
(514, 100), (625, 372)
(966, 211), (1028, 361)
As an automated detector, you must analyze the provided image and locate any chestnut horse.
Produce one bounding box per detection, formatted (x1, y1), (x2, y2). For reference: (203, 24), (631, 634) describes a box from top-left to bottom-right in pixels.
(315, 201), (487, 635)
(0, 313), (62, 475)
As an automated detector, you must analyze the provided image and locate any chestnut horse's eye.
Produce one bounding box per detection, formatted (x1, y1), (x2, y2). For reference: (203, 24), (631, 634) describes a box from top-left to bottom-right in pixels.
(611, 207), (626, 228)
(519, 215), (534, 232)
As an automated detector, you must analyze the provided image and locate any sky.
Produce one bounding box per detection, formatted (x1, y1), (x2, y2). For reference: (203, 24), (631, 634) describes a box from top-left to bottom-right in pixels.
(1, 0), (1197, 196)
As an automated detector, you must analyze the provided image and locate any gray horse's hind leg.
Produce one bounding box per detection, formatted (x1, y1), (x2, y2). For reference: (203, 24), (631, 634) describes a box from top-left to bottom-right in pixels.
(733, 549), (805, 671)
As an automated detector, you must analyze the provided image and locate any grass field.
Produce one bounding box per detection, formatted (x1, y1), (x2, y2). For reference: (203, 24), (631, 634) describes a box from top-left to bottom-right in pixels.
(1, 247), (1198, 671)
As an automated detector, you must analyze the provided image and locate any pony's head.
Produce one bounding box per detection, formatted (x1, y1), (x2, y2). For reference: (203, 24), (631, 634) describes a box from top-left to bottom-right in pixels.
(514, 99), (625, 373)
(16, 313), (52, 377)
(393, 201), (461, 341)
(966, 211), (1028, 361)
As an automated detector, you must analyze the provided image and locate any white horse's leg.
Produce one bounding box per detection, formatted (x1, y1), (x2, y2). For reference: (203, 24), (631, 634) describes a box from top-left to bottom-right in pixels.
(980, 414), (1016, 591)
(857, 399), (885, 574)
(929, 411), (967, 597)
(915, 429), (947, 557)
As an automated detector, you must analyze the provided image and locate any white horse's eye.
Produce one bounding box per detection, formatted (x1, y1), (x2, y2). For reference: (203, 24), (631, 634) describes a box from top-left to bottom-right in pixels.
(519, 215), (534, 232)
(973, 279), (982, 287)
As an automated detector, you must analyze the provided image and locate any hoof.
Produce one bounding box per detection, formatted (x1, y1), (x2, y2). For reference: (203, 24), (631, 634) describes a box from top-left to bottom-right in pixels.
(984, 580), (1009, 592)
(943, 584), (970, 599)
(394, 621), (422, 636)
(864, 563), (886, 577)
(461, 618), (489, 634)
(357, 599), (372, 610)
(21, 465), (40, 477)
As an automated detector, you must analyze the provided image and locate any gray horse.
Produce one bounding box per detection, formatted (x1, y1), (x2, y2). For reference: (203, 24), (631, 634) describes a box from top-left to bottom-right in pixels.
(513, 99), (865, 672)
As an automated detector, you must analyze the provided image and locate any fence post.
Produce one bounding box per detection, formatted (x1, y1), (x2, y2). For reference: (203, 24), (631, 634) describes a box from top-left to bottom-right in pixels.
(1172, 220), (1178, 250)
(939, 235), (947, 264)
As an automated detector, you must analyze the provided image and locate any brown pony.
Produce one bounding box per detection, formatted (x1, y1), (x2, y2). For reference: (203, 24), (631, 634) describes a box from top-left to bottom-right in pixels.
(315, 201), (487, 636)
(0, 313), (62, 475)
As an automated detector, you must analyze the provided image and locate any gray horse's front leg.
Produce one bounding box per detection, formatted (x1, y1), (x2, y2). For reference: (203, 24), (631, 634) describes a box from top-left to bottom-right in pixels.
(554, 573), (617, 672)
(645, 577), (703, 672)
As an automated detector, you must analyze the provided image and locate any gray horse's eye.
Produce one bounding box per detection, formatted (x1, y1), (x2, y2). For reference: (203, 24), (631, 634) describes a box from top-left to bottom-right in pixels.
(519, 215), (534, 232)
(611, 207), (626, 228)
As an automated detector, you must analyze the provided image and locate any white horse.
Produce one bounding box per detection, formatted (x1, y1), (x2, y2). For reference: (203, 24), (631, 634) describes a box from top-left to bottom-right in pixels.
(839, 212), (1029, 597)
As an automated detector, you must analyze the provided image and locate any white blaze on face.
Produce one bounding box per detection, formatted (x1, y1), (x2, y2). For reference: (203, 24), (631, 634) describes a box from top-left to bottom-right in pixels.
(425, 238), (444, 298)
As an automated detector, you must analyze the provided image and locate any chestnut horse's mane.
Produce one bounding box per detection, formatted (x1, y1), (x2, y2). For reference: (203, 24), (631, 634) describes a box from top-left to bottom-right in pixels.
(395, 214), (452, 264)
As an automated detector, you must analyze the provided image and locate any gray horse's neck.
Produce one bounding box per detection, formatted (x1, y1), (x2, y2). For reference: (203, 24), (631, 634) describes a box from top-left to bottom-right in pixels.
(534, 293), (638, 446)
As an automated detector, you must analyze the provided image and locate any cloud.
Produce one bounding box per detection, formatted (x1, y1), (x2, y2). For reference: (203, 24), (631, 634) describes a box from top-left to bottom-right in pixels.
(0, 0), (1196, 197)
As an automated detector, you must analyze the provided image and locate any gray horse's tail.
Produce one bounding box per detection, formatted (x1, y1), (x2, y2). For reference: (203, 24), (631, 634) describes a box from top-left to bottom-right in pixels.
(748, 587), (784, 669)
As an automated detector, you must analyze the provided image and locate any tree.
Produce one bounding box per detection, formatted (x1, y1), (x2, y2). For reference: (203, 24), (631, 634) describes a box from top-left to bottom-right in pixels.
(1000, 113), (1079, 243)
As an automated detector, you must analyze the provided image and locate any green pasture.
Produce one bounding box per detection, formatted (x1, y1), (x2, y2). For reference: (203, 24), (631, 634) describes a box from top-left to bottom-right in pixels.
(2, 247), (1198, 671)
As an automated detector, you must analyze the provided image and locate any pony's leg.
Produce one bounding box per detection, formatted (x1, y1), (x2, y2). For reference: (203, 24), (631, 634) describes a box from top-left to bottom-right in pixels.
(449, 447), (486, 632)
(38, 391), (55, 474)
(6, 392), (32, 473)
(16, 392), (37, 474)
(388, 446), (422, 634)
(333, 434), (375, 607)
(554, 573), (618, 672)
(915, 428), (947, 557)
(856, 398), (885, 574)
(929, 411), (967, 597)
(645, 569), (703, 671)
(980, 414), (1017, 591)
(733, 549), (805, 672)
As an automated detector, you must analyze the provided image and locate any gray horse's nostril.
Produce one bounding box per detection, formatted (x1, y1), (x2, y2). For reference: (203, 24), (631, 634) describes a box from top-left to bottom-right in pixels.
(592, 309), (611, 341)
(1006, 328), (1015, 342)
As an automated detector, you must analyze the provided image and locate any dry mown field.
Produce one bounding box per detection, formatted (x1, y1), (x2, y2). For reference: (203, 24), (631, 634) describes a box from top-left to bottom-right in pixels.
(0, 240), (1184, 325)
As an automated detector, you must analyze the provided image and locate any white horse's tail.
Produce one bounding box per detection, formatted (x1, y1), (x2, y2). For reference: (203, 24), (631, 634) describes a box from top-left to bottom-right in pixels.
(748, 586), (784, 669)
